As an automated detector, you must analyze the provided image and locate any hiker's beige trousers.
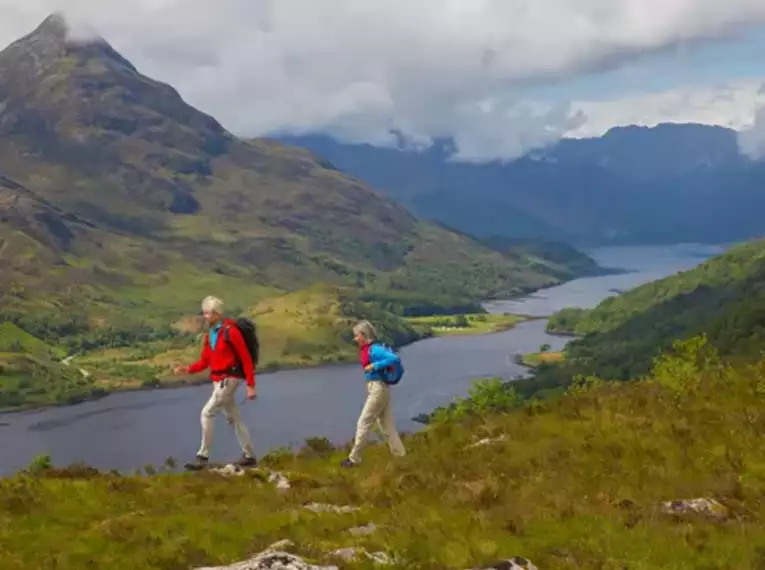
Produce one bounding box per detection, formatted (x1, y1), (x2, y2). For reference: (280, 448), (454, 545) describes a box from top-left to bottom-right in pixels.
(349, 380), (406, 463)
(198, 377), (255, 459)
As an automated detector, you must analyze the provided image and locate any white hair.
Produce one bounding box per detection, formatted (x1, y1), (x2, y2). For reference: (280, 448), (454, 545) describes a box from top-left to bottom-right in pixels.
(353, 320), (377, 341)
(201, 295), (224, 314)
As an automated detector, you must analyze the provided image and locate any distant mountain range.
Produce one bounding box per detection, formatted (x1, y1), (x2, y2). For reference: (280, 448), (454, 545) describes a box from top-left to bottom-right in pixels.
(279, 122), (765, 246)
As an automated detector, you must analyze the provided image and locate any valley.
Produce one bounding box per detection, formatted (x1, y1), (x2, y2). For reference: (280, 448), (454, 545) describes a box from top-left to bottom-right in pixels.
(0, 14), (600, 411)
(0, 8), (764, 570)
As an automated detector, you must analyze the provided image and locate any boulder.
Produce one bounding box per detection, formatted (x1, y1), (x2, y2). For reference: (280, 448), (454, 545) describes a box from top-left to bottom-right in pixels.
(303, 503), (359, 514)
(194, 551), (337, 570)
(661, 498), (730, 521)
(467, 558), (538, 570)
(330, 547), (392, 565)
(347, 522), (377, 536)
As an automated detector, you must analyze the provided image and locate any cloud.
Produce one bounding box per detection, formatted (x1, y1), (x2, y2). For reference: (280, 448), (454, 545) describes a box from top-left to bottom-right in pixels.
(2, 1), (765, 161)
(737, 95), (765, 159)
(568, 79), (765, 138)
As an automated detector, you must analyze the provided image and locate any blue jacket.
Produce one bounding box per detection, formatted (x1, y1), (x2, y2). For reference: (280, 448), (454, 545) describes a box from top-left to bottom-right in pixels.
(360, 342), (401, 382)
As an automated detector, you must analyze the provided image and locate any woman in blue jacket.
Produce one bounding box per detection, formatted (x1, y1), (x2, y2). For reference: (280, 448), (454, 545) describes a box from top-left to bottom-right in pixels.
(341, 320), (406, 467)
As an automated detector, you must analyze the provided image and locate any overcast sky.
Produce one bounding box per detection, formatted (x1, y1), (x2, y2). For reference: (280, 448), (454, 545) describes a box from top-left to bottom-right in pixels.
(2, 0), (765, 161)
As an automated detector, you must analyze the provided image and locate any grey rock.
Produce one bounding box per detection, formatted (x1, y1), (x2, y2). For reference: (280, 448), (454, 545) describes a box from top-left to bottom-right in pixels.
(330, 548), (391, 565)
(467, 558), (538, 570)
(194, 550), (337, 570)
(268, 471), (292, 490)
(329, 548), (358, 562)
(467, 435), (507, 449)
(265, 540), (295, 552)
(304, 503), (359, 514)
(347, 522), (377, 536)
(209, 464), (247, 477)
(661, 498), (729, 520)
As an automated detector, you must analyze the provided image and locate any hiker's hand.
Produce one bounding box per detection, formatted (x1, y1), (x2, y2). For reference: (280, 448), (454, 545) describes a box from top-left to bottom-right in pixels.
(173, 365), (188, 375)
(364, 365), (374, 372)
(246, 385), (257, 400)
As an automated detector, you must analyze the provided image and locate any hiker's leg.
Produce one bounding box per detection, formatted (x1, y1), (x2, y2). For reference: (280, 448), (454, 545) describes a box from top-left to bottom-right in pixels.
(377, 386), (406, 457)
(348, 381), (386, 464)
(220, 377), (255, 458)
(198, 381), (226, 458)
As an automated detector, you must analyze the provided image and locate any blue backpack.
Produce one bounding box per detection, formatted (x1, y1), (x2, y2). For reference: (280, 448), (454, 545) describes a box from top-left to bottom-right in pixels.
(373, 342), (405, 386)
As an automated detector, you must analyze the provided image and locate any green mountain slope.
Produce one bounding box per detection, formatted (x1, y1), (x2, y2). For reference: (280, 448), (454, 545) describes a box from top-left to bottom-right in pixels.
(541, 238), (765, 384)
(0, 14), (597, 349)
(0, 323), (100, 409)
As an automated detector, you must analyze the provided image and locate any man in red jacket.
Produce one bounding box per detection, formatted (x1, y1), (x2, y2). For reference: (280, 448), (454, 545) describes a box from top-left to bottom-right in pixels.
(174, 295), (257, 470)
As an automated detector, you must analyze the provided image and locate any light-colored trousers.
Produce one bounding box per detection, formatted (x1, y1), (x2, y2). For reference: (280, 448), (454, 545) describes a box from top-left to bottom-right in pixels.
(349, 380), (406, 464)
(198, 377), (254, 459)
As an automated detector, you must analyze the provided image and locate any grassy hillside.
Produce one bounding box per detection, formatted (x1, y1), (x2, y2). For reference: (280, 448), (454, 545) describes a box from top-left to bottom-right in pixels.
(2, 337), (764, 569)
(542, 238), (765, 382)
(0, 323), (102, 409)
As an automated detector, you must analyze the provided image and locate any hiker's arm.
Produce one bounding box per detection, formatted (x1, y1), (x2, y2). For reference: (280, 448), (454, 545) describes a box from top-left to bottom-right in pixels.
(369, 345), (400, 370)
(228, 326), (255, 388)
(187, 336), (211, 374)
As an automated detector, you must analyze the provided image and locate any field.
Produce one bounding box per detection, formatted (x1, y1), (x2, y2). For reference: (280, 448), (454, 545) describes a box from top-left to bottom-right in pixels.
(520, 351), (565, 368)
(405, 313), (527, 336)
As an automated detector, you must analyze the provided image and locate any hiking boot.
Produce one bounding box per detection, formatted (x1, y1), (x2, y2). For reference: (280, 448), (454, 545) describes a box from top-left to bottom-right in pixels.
(184, 455), (209, 471)
(340, 458), (358, 469)
(234, 454), (257, 468)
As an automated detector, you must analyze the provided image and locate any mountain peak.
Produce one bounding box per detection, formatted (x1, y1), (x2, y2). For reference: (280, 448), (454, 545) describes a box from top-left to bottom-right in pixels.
(35, 12), (69, 39)
(29, 12), (106, 46)
(0, 13), (136, 93)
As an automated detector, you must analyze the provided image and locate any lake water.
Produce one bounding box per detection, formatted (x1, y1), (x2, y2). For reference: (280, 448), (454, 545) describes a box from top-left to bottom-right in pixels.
(0, 243), (725, 476)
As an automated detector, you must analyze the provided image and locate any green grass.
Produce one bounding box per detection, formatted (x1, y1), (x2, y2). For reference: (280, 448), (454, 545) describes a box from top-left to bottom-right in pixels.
(0, 323), (64, 358)
(520, 351), (564, 368)
(1, 337), (764, 569)
(406, 313), (526, 336)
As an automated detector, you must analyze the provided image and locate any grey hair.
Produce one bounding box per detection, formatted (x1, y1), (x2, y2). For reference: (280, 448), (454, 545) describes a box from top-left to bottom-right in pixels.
(353, 320), (377, 341)
(201, 295), (224, 314)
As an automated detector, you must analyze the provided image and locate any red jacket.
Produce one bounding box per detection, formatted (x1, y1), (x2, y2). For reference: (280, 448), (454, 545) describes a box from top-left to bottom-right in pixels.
(187, 319), (255, 388)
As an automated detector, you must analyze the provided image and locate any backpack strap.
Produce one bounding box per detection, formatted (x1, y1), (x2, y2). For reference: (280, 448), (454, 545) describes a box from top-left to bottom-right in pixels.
(221, 324), (243, 378)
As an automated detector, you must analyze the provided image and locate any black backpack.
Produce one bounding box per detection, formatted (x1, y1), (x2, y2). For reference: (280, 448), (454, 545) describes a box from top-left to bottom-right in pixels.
(224, 317), (260, 367)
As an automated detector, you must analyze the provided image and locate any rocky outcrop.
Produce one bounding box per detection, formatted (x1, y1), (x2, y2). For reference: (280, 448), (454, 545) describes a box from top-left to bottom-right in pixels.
(330, 547), (392, 565)
(195, 540), (336, 570)
(303, 503), (360, 514)
(268, 471), (292, 490)
(468, 559), (538, 570)
(466, 434), (507, 449)
(195, 550), (338, 570)
(195, 543), (537, 570)
(347, 522), (377, 536)
(204, 464), (292, 491)
(661, 498), (730, 521)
